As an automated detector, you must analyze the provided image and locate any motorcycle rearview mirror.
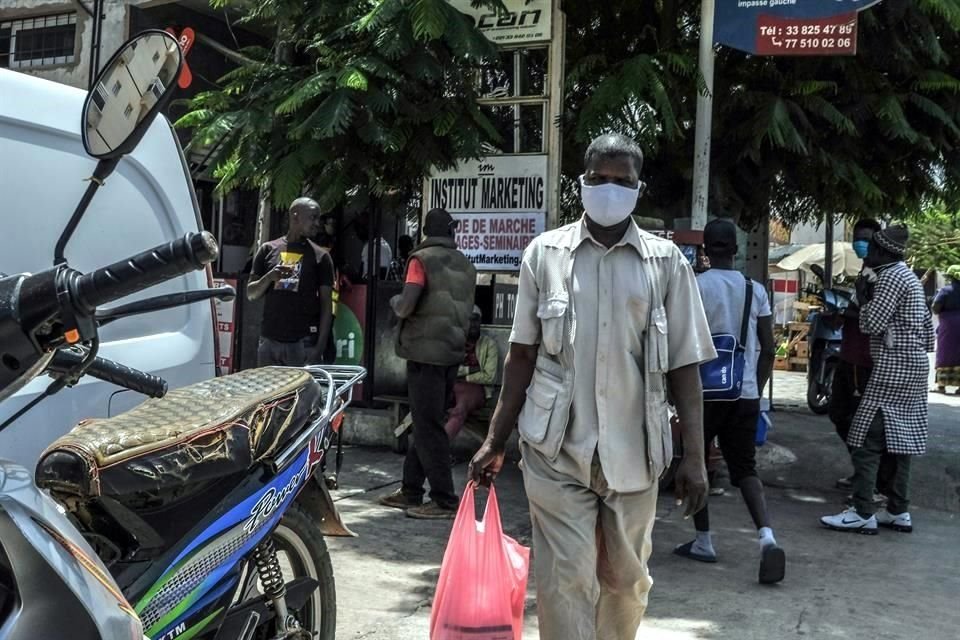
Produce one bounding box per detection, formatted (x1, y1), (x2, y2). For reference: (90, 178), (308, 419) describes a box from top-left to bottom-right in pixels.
(54, 30), (184, 265)
(810, 263), (826, 283)
(96, 286), (236, 325)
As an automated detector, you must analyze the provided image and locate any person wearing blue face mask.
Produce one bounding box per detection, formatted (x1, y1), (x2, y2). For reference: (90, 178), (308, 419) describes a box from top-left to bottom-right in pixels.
(469, 133), (717, 639)
(829, 219), (899, 500)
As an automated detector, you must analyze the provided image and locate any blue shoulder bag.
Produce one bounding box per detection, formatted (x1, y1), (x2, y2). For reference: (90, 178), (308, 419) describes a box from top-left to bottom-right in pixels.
(699, 277), (752, 401)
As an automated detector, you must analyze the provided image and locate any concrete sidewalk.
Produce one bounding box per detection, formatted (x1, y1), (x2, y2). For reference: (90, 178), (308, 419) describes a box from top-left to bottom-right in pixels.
(326, 445), (960, 640)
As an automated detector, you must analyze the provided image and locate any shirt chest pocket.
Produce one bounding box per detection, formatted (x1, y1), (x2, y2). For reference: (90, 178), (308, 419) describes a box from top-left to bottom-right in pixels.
(537, 295), (568, 356)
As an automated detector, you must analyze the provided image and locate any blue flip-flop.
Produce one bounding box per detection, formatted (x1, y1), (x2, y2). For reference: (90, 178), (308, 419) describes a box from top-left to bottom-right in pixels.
(673, 541), (718, 563)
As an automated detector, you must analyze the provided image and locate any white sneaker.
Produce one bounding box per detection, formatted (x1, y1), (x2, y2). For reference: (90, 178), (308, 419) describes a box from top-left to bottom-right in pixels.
(876, 509), (913, 533)
(820, 508), (878, 535)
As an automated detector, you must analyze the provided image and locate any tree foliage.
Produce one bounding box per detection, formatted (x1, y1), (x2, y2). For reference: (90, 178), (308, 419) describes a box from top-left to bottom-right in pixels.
(907, 205), (960, 271)
(562, 0), (960, 227)
(178, 0), (503, 212)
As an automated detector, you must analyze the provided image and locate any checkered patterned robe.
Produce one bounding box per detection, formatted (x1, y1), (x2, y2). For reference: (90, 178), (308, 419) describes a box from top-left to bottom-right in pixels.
(849, 262), (935, 454)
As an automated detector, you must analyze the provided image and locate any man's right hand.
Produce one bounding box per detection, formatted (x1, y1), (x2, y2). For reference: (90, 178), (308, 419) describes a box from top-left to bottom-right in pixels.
(674, 454), (708, 518)
(269, 264), (294, 281)
(468, 439), (505, 486)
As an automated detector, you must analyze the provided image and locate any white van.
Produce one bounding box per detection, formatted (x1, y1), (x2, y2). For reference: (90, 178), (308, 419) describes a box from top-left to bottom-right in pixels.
(0, 69), (217, 467)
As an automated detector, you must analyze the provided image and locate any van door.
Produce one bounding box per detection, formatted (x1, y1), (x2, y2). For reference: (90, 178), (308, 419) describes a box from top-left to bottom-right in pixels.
(0, 70), (216, 468)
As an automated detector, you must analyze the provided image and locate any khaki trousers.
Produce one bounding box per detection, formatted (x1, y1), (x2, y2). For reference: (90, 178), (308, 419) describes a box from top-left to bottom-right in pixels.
(522, 445), (657, 640)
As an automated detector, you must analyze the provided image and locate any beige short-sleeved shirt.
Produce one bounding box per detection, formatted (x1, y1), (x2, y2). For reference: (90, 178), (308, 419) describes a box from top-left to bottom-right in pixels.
(510, 219), (715, 492)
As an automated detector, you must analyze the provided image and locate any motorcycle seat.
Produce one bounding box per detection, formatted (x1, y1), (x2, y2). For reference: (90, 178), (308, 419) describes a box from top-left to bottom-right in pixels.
(36, 367), (323, 500)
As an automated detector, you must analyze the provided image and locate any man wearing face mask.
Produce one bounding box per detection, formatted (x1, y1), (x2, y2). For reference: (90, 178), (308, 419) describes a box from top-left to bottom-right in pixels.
(469, 134), (716, 639)
(829, 219), (898, 495)
(821, 226), (935, 535)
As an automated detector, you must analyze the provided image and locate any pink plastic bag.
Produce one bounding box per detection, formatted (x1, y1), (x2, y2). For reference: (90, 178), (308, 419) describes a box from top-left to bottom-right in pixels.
(430, 483), (530, 640)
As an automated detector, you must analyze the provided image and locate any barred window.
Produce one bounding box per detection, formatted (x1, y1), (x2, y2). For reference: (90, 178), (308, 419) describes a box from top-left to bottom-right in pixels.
(478, 48), (549, 155)
(0, 13), (77, 69)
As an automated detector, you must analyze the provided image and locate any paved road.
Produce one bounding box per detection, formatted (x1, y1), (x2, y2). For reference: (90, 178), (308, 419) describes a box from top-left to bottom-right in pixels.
(326, 445), (960, 639)
(770, 370), (960, 513)
(323, 368), (960, 638)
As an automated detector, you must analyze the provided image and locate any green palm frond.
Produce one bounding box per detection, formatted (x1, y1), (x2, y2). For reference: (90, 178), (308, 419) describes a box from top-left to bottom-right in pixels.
(913, 70), (960, 94)
(337, 67), (369, 91)
(917, 0), (960, 30)
(294, 90), (356, 139)
(365, 86), (398, 114)
(790, 80), (838, 97)
(357, 0), (404, 32)
(275, 72), (337, 115)
(271, 151), (308, 206)
(796, 95), (858, 136)
(908, 94), (960, 138)
(411, 0), (449, 41)
(753, 98), (808, 155)
(874, 94), (921, 143)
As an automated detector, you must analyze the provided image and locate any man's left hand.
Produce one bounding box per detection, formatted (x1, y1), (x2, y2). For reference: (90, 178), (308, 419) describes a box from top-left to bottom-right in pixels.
(855, 276), (874, 303)
(674, 454), (708, 518)
(305, 349), (324, 366)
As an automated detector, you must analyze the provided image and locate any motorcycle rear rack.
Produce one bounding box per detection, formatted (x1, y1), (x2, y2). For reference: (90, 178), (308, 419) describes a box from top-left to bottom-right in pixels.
(269, 365), (366, 473)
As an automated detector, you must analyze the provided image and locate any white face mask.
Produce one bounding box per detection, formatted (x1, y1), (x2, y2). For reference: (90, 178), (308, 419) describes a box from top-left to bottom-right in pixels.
(579, 175), (641, 227)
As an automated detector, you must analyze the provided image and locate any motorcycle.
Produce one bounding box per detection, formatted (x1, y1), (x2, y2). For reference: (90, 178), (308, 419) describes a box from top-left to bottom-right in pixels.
(0, 30), (364, 640)
(806, 264), (853, 414)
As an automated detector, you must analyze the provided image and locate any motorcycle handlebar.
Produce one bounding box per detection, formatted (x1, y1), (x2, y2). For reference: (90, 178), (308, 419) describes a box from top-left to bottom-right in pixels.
(71, 232), (218, 314)
(50, 347), (168, 398)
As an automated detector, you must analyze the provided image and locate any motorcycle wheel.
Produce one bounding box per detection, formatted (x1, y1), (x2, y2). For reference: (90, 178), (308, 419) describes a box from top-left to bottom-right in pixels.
(807, 368), (833, 415)
(234, 505), (337, 640)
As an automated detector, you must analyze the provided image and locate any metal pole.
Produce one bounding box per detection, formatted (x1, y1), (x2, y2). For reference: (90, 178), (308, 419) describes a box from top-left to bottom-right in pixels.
(690, 0), (716, 231)
(824, 212), (835, 285)
(216, 195), (225, 272)
(86, 0), (102, 89)
(546, 0), (565, 232)
(363, 201), (382, 405)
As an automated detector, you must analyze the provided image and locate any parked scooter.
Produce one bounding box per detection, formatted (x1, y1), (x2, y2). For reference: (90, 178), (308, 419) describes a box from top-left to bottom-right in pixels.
(806, 264), (853, 414)
(0, 30), (364, 640)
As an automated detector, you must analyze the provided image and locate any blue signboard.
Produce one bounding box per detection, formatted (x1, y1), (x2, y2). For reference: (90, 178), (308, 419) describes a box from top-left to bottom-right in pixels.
(715, 0), (883, 55)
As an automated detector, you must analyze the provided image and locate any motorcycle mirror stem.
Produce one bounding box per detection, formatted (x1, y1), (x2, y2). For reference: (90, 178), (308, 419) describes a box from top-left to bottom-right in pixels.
(54, 30), (184, 265)
(54, 158), (120, 265)
(96, 286), (237, 325)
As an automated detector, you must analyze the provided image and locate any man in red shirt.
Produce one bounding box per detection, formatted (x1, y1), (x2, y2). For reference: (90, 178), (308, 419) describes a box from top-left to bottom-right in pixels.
(379, 209), (477, 519)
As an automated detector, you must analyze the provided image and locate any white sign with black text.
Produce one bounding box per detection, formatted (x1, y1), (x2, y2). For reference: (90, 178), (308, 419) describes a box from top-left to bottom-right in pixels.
(427, 154), (548, 271)
(451, 212), (546, 270)
(448, 0), (552, 45)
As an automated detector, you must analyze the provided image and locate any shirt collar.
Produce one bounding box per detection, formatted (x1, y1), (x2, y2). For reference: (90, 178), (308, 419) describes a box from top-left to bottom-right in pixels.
(571, 216), (647, 256)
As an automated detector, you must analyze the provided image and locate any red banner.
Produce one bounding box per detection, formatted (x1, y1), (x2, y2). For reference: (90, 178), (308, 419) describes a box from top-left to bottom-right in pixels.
(756, 12), (858, 56)
(165, 26), (195, 88)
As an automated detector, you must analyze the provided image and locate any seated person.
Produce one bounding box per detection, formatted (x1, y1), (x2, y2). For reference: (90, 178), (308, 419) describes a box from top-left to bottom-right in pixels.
(444, 307), (498, 440)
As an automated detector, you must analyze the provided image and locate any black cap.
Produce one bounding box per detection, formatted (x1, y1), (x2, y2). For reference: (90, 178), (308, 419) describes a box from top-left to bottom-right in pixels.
(424, 208), (456, 238)
(873, 225), (908, 258)
(704, 218), (738, 254)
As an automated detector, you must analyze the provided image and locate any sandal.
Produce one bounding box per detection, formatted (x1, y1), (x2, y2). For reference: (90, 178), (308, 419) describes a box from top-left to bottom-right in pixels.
(673, 541), (718, 563)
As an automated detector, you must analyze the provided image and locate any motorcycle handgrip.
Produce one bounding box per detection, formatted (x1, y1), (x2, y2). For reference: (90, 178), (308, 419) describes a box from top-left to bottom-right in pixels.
(72, 232), (219, 313)
(86, 356), (168, 398)
(50, 348), (168, 398)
